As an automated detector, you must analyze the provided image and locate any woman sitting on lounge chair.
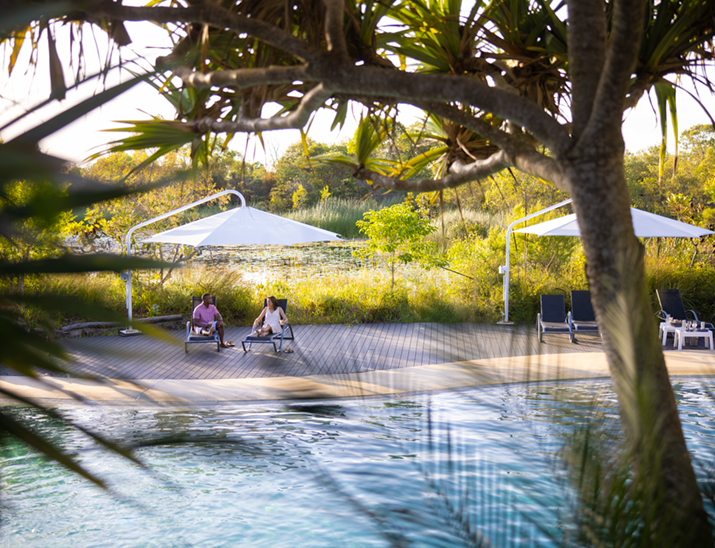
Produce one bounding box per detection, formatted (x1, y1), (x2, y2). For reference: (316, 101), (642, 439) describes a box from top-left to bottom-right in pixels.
(251, 296), (288, 337)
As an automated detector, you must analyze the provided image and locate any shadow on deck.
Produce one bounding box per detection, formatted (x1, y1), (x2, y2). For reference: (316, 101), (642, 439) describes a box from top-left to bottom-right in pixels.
(44, 322), (604, 381)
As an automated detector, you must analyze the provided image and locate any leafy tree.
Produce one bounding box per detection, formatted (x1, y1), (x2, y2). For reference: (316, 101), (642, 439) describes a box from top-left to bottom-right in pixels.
(0, 181), (74, 294)
(4, 0), (715, 540)
(355, 198), (442, 290)
(73, 148), (233, 245)
(273, 139), (364, 210)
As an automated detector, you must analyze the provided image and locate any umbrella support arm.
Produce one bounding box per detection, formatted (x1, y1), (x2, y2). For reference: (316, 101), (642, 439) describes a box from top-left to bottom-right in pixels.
(499, 198), (572, 325)
(122, 190), (246, 329)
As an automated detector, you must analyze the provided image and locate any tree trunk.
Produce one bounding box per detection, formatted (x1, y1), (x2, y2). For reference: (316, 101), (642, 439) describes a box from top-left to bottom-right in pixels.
(565, 136), (711, 543)
(390, 257), (395, 292)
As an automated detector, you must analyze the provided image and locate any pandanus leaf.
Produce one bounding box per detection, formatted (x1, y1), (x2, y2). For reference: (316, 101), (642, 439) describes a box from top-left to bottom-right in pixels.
(8, 73), (151, 146)
(0, 253), (171, 276)
(0, 410), (108, 489)
(654, 82), (678, 183)
(93, 120), (197, 178)
(7, 26), (30, 76)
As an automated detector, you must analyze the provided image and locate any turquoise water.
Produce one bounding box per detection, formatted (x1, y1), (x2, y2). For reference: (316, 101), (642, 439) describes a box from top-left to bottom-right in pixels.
(2, 378), (715, 547)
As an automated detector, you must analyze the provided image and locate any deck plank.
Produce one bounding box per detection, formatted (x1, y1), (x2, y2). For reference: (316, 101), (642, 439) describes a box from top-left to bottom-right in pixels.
(6, 322), (612, 382)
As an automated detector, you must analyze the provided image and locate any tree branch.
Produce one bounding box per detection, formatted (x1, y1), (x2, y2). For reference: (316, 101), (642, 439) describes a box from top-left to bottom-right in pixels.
(415, 101), (535, 153)
(567, 0), (607, 139)
(586, 0), (647, 140)
(323, 0), (349, 61)
(92, 2), (571, 159)
(413, 101), (567, 188)
(355, 152), (508, 192)
(87, 2), (320, 63)
(311, 64), (572, 157)
(171, 65), (308, 90)
(193, 83), (332, 133)
(510, 147), (569, 193)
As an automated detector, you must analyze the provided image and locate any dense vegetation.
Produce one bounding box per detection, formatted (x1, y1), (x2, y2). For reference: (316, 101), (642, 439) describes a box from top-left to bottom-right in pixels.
(5, 125), (715, 329)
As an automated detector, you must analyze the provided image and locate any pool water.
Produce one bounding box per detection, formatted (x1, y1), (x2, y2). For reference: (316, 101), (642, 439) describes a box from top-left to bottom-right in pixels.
(1, 378), (714, 547)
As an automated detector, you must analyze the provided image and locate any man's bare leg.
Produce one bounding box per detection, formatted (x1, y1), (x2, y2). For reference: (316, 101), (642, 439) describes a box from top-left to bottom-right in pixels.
(217, 322), (235, 347)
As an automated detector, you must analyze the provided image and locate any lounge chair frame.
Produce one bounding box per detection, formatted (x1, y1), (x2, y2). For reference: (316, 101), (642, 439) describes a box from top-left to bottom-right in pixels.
(656, 289), (710, 325)
(568, 290), (600, 340)
(185, 296), (220, 353)
(656, 289), (713, 345)
(242, 299), (294, 353)
(538, 294), (574, 343)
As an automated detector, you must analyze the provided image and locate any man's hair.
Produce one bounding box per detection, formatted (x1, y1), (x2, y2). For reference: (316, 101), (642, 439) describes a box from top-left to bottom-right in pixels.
(202, 293), (211, 300)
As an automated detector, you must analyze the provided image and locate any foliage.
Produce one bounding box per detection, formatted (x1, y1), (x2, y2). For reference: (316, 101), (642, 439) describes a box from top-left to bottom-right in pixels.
(268, 139), (368, 211)
(355, 197), (445, 290)
(0, 3), (182, 490)
(292, 183), (307, 209)
(3, 0), (715, 537)
(284, 196), (396, 239)
(67, 147), (241, 247)
(0, 145), (171, 490)
(0, 181), (75, 294)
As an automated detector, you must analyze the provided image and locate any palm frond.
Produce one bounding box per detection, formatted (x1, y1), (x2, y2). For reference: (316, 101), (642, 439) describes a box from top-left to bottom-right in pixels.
(7, 73), (151, 146)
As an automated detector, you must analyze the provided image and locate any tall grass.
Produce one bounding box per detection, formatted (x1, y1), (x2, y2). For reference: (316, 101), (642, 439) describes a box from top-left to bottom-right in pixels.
(426, 208), (504, 249)
(284, 197), (400, 238)
(14, 214), (715, 328)
(18, 264), (494, 328)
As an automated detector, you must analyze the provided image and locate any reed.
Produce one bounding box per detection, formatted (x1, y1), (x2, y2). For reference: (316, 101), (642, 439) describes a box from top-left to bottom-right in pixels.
(284, 197), (399, 239)
(13, 239), (715, 328)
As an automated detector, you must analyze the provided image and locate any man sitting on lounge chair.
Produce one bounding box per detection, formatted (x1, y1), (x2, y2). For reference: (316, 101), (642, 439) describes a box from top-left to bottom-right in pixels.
(194, 293), (234, 347)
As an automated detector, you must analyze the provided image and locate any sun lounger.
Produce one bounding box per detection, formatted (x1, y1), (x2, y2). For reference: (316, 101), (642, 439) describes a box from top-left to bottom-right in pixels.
(568, 290), (600, 339)
(186, 296), (220, 353)
(656, 289), (712, 327)
(538, 294), (574, 343)
(242, 298), (294, 353)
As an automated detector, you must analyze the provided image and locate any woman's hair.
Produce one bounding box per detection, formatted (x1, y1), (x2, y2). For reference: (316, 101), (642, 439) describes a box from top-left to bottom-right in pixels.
(267, 296), (279, 309)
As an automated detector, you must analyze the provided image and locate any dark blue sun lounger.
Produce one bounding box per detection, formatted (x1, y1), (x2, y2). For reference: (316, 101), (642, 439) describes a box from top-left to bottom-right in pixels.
(568, 290), (600, 339)
(186, 296), (220, 353)
(656, 289), (711, 326)
(242, 298), (294, 353)
(538, 294), (573, 343)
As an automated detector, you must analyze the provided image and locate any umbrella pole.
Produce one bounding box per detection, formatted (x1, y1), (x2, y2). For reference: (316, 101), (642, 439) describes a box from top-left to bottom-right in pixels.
(498, 198), (573, 325)
(119, 189), (247, 336)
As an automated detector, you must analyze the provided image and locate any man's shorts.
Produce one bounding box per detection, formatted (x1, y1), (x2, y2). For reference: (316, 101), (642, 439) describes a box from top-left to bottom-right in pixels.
(194, 321), (217, 335)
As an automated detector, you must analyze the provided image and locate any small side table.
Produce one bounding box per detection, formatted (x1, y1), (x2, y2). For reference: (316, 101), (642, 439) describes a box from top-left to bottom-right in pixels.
(659, 322), (681, 346)
(674, 329), (714, 351)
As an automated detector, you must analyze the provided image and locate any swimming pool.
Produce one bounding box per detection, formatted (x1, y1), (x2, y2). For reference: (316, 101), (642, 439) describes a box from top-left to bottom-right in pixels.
(2, 378), (714, 547)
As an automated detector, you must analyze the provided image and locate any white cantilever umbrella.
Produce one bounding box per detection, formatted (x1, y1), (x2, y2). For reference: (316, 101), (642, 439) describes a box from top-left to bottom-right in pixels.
(141, 205), (341, 246)
(121, 190), (341, 333)
(498, 201), (715, 324)
(514, 207), (715, 238)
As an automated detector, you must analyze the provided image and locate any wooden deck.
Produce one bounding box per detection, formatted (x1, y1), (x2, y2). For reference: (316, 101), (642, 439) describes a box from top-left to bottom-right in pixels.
(42, 323), (604, 381)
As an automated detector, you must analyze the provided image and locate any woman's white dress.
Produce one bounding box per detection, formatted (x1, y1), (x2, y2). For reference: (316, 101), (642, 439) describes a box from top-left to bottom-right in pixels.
(264, 308), (283, 333)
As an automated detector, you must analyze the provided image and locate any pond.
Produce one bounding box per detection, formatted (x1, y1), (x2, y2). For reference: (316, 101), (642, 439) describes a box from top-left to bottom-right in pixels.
(188, 241), (378, 283)
(2, 378), (714, 547)
(157, 241), (455, 286)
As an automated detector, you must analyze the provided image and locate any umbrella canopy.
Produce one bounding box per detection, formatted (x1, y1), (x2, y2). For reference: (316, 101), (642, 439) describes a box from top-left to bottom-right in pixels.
(141, 206), (342, 246)
(514, 207), (715, 238)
